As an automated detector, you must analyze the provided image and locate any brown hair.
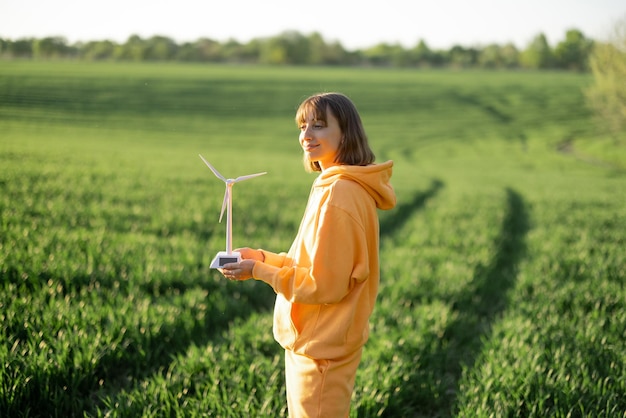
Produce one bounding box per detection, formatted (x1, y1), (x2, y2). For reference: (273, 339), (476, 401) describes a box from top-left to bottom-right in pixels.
(295, 92), (375, 172)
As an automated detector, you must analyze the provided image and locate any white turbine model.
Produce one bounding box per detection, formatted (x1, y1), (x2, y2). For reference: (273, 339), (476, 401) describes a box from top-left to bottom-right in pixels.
(199, 154), (267, 268)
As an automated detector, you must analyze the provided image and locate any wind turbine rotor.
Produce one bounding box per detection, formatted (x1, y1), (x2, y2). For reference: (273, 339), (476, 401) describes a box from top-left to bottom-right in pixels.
(234, 172), (268, 182)
(199, 154), (226, 181)
(219, 186), (229, 223)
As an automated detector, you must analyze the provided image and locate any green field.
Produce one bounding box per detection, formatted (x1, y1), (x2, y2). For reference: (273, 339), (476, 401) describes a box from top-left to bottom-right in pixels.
(1, 61), (625, 417)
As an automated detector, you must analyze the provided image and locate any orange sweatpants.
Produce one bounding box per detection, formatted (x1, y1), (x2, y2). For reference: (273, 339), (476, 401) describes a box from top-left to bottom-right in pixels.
(284, 348), (363, 418)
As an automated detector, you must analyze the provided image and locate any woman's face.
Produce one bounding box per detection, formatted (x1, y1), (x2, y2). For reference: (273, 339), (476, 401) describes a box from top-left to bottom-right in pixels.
(299, 106), (343, 171)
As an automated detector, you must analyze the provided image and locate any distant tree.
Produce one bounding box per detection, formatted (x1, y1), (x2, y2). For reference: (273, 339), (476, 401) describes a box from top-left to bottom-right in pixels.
(195, 38), (223, 62)
(389, 44), (411, 67)
(238, 39), (263, 63)
(521, 33), (554, 69)
(219, 39), (242, 62)
(304, 32), (348, 66)
(176, 42), (196, 61)
(33, 36), (74, 59)
(281, 31), (311, 65)
(306, 32), (326, 65)
(429, 48), (449, 67)
(259, 36), (288, 65)
(554, 29), (593, 71)
(410, 39), (434, 67)
(479, 44), (503, 68)
(81, 40), (116, 60)
(408, 39), (449, 67)
(362, 42), (406, 66)
(361, 43), (386, 66)
(115, 35), (148, 61)
(6, 38), (33, 58)
(448, 45), (479, 68)
(145, 36), (178, 61)
(585, 16), (626, 139)
(258, 31), (312, 65)
(477, 43), (520, 69)
(321, 40), (348, 65)
(500, 43), (521, 68)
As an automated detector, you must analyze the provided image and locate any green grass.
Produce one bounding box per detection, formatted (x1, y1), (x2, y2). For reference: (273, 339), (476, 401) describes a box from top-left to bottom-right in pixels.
(1, 61), (625, 417)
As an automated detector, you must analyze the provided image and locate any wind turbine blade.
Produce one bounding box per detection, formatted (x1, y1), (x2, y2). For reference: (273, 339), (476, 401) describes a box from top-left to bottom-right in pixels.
(234, 172), (267, 182)
(219, 187), (228, 223)
(199, 154), (226, 182)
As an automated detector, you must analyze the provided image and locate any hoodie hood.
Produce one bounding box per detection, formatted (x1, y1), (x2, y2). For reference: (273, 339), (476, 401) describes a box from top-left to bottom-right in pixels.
(315, 160), (396, 210)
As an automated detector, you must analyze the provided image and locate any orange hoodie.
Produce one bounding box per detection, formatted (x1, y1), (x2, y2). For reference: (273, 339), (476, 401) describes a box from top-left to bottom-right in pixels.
(252, 160), (396, 359)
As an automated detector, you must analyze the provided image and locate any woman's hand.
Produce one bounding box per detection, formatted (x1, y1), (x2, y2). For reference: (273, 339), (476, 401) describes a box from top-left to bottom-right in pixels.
(237, 247), (265, 262)
(219, 247), (264, 281)
(220, 259), (256, 281)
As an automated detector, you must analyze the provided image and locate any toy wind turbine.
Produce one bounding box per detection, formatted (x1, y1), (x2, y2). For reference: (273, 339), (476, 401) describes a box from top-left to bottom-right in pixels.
(199, 154), (267, 268)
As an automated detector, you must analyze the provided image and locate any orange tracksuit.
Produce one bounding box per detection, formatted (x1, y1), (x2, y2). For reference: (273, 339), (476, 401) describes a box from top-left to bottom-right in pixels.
(252, 161), (396, 417)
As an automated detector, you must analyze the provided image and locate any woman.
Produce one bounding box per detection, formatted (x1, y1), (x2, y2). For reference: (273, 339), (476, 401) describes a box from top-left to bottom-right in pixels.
(221, 92), (396, 417)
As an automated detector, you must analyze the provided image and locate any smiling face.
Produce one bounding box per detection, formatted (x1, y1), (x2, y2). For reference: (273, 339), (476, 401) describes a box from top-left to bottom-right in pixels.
(295, 92), (376, 172)
(298, 106), (343, 171)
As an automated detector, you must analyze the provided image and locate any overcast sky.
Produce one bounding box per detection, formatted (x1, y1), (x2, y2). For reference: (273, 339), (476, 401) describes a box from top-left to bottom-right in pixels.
(1, 0), (624, 49)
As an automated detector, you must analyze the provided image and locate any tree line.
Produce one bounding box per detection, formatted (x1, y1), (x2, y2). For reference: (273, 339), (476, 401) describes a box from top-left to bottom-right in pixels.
(0, 29), (594, 70)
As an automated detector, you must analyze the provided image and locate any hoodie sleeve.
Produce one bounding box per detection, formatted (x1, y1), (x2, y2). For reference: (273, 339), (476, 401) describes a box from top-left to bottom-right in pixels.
(258, 250), (288, 268)
(252, 185), (371, 304)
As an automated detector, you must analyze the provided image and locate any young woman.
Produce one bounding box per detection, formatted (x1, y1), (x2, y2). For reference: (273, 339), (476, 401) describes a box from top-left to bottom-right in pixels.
(220, 92), (396, 417)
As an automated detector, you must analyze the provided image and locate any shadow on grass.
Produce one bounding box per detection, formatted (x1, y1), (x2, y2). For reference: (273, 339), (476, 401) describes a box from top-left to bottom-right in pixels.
(373, 188), (529, 417)
(441, 188), (529, 404)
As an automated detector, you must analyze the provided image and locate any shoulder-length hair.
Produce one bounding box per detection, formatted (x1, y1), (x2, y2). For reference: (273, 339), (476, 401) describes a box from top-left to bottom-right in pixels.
(295, 92), (376, 172)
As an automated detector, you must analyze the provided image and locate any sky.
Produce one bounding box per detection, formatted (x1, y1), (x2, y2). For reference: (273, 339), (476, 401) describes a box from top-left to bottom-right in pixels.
(1, 0), (624, 50)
